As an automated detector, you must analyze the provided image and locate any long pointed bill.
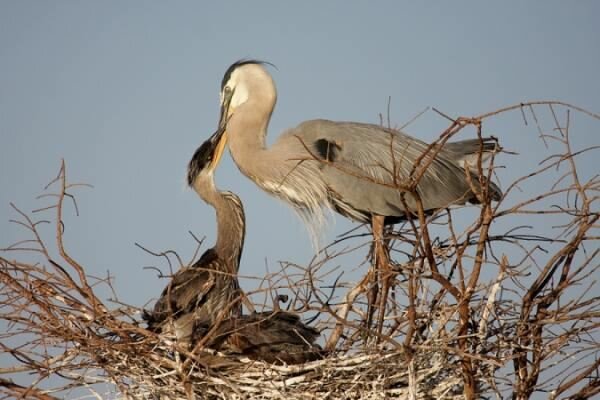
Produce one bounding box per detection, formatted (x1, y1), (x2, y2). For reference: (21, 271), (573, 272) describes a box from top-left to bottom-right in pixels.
(218, 87), (233, 133)
(210, 88), (234, 170)
(207, 125), (227, 171)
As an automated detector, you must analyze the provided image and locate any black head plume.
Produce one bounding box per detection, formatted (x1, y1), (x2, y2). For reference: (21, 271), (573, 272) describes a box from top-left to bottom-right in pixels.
(187, 138), (216, 186)
(221, 59), (276, 90)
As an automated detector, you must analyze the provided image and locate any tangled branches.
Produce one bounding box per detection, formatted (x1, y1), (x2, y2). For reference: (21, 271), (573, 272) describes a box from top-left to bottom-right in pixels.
(1, 101), (599, 399)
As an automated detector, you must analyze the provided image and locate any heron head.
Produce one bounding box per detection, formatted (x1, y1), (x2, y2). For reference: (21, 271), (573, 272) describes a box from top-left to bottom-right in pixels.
(187, 125), (227, 186)
(218, 60), (276, 132)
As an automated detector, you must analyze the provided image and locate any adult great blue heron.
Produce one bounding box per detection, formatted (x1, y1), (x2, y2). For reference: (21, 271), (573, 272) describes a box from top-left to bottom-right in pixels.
(215, 60), (501, 233)
(143, 129), (244, 342)
(214, 60), (502, 338)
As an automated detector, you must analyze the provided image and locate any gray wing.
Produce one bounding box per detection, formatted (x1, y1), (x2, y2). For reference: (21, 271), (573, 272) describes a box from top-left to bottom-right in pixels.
(144, 261), (216, 332)
(289, 119), (479, 220)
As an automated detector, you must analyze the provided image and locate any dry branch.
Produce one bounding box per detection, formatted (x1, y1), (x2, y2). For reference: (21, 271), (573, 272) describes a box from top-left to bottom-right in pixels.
(1, 101), (599, 399)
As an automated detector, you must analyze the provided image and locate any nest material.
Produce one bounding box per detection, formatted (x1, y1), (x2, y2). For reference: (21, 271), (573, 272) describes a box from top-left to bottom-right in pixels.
(83, 341), (467, 399)
(0, 159), (486, 399)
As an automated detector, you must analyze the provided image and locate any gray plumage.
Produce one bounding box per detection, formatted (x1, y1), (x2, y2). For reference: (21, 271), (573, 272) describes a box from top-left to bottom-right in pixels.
(216, 60), (501, 236)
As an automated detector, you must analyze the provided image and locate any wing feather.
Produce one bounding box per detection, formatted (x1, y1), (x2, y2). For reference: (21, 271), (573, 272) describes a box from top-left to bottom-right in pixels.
(289, 120), (492, 218)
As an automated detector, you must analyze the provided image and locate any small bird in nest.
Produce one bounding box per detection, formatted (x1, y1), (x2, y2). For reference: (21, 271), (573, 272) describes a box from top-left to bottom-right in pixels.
(193, 311), (322, 364)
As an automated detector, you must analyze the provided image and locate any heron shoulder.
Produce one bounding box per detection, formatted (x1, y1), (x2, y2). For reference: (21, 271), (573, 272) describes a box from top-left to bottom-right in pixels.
(289, 119), (430, 150)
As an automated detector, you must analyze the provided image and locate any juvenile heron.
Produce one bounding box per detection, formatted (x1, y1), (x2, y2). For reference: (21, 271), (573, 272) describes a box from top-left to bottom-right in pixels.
(145, 128), (321, 362)
(216, 60), (501, 232)
(143, 128), (244, 342)
(193, 311), (322, 364)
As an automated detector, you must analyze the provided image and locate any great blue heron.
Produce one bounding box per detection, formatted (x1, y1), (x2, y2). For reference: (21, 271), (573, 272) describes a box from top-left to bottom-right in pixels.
(213, 60), (502, 336)
(193, 311), (322, 364)
(216, 60), (501, 232)
(143, 129), (244, 342)
(145, 128), (321, 362)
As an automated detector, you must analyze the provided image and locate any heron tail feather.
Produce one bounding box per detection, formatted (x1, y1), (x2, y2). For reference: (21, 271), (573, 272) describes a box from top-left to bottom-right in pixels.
(445, 137), (503, 202)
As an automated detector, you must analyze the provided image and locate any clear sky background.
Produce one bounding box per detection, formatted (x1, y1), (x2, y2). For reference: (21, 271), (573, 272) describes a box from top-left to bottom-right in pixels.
(1, 1), (599, 327)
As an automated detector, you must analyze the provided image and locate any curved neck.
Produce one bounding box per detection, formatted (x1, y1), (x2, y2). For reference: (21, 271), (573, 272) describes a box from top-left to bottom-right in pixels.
(193, 176), (245, 273)
(227, 96), (278, 180)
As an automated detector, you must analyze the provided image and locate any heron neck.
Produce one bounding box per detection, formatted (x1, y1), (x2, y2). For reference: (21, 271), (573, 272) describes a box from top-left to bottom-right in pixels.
(213, 194), (245, 272)
(193, 177), (245, 272)
(227, 99), (277, 181)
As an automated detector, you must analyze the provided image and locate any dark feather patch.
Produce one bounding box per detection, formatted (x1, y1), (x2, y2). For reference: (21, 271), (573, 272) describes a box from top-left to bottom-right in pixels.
(193, 248), (218, 268)
(314, 138), (341, 162)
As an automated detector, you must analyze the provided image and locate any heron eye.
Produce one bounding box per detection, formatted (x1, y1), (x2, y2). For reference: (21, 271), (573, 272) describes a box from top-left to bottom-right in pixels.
(223, 86), (232, 95)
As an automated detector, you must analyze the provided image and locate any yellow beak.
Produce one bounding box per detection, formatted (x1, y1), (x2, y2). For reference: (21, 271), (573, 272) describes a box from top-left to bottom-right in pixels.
(210, 130), (228, 171)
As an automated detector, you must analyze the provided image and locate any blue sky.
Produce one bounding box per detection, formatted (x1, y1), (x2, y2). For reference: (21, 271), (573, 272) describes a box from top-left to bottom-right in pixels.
(1, 1), (598, 313)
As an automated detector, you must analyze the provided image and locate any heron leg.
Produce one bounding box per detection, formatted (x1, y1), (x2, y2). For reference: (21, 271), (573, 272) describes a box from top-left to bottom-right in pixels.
(373, 215), (391, 342)
(365, 260), (379, 339)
